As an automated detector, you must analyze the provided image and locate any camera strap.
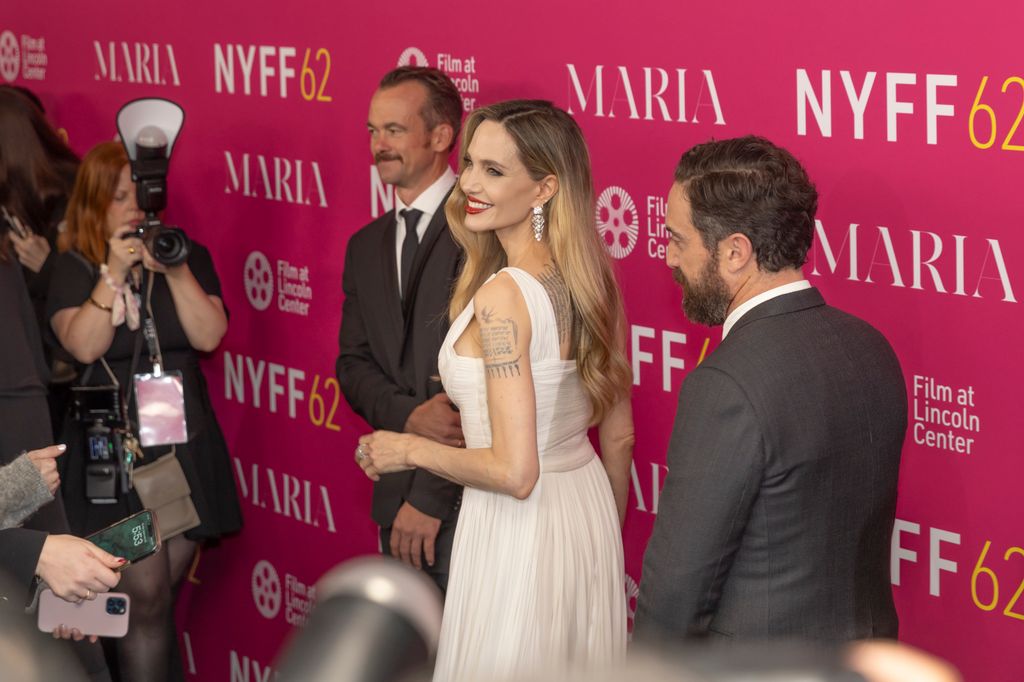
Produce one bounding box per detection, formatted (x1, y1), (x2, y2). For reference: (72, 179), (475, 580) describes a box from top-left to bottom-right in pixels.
(140, 272), (165, 374)
(129, 269), (188, 453)
(119, 270), (167, 475)
(75, 356), (117, 389)
(125, 271), (160, 404)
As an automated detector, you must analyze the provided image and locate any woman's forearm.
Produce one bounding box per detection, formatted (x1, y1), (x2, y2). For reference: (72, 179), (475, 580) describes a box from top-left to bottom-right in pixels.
(408, 435), (538, 500)
(53, 280), (120, 364)
(598, 397), (635, 526)
(601, 434), (633, 526)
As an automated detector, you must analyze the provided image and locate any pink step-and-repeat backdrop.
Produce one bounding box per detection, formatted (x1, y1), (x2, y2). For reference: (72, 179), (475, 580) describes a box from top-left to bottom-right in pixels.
(3, 2), (1021, 679)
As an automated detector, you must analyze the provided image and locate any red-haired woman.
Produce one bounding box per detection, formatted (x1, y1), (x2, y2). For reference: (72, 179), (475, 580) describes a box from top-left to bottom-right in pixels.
(47, 141), (242, 681)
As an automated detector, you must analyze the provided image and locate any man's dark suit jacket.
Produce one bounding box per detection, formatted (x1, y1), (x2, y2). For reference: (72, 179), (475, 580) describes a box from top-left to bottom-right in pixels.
(0, 529), (45, 592)
(636, 287), (907, 641)
(336, 199), (463, 538)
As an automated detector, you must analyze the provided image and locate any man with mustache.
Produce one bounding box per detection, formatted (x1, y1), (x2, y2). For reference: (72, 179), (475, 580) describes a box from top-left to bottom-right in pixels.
(636, 136), (908, 641)
(336, 66), (464, 592)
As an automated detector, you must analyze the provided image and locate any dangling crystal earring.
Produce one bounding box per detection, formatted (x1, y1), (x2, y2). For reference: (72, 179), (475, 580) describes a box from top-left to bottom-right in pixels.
(531, 205), (545, 241)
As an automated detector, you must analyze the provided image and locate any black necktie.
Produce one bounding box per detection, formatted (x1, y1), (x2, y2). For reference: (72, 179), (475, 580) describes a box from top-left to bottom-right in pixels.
(399, 208), (423, 300)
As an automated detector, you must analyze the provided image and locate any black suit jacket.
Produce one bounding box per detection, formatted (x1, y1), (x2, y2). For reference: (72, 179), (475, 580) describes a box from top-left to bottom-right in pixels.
(336, 198), (463, 529)
(636, 287), (907, 641)
(0, 528), (46, 596)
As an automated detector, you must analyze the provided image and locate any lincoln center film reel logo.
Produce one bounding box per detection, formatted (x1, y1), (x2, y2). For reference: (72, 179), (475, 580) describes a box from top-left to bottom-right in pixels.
(251, 560), (282, 619)
(0, 31), (20, 83)
(397, 47), (428, 67)
(596, 186), (639, 259)
(244, 251), (273, 311)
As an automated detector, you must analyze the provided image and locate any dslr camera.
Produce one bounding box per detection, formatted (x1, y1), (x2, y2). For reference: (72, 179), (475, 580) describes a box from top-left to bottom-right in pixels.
(117, 98), (190, 266)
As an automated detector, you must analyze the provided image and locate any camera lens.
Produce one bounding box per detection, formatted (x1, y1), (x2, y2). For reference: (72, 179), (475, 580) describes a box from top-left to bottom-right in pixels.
(106, 597), (127, 615)
(143, 226), (190, 266)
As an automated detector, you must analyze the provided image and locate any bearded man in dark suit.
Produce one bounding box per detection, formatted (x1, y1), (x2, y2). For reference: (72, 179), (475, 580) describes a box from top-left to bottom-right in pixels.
(636, 136), (908, 641)
(337, 66), (464, 592)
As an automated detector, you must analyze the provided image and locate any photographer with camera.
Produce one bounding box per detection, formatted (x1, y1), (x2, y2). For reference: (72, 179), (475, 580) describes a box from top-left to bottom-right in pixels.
(47, 140), (241, 681)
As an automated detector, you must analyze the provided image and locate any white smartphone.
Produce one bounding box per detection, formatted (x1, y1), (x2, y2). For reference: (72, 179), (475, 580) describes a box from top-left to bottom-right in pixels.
(1, 206), (28, 238)
(37, 588), (130, 638)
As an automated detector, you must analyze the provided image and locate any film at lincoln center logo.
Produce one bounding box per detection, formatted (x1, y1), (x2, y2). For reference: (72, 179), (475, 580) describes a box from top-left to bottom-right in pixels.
(596, 186), (639, 259)
(244, 251), (273, 311)
(251, 559), (282, 619)
(0, 31), (20, 83)
(397, 47), (428, 67)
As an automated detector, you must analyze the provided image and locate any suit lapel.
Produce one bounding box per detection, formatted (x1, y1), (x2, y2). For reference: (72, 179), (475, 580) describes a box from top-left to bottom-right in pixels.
(398, 194), (454, 360)
(401, 201), (449, 320)
(379, 212), (404, 364)
(401, 189), (454, 320)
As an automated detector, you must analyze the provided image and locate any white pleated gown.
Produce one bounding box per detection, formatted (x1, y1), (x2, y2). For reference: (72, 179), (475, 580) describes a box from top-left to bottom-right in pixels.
(433, 267), (626, 682)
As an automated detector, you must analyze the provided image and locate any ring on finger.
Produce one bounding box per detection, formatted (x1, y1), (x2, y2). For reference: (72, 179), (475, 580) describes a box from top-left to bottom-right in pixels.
(85, 589), (93, 600)
(355, 444), (368, 462)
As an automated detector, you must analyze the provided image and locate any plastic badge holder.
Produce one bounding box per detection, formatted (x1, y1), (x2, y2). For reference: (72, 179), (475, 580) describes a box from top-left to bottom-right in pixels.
(134, 370), (188, 446)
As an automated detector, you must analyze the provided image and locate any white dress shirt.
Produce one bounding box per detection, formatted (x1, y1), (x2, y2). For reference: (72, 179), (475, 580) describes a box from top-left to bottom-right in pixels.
(721, 280), (812, 339)
(393, 168), (456, 292)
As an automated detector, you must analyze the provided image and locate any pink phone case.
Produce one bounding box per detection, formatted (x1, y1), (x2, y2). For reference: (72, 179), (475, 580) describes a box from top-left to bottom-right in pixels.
(37, 589), (130, 638)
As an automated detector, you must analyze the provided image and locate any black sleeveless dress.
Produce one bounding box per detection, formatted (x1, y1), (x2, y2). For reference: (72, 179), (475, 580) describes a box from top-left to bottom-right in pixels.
(47, 242), (243, 540)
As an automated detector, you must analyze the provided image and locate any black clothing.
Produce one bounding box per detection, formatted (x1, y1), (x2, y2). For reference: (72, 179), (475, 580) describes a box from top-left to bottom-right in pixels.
(0, 254), (58, 574)
(637, 288), (906, 641)
(0, 254), (66, 538)
(336, 205), (463, 526)
(0, 255), (110, 681)
(47, 243), (242, 540)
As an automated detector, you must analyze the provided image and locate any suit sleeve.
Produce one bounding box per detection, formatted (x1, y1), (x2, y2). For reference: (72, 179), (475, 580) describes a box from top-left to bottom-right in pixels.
(0, 528), (47, 595)
(336, 238), (419, 433)
(405, 469), (461, 520)
(635, 365), (763, 639)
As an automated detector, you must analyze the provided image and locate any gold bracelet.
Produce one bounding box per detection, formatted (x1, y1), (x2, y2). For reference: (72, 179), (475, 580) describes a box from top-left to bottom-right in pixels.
(88, 296), (113, 312)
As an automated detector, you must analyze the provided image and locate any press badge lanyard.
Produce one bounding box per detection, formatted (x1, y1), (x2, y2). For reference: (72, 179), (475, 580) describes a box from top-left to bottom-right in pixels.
(131, 270), (189, 451)
(141, 274), (163, 376)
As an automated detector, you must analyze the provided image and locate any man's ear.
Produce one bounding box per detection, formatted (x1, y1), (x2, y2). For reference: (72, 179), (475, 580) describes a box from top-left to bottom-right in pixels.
(720, 232), (755, 274)
(535, 174), (559, 205)
(431, 123), (454, 153)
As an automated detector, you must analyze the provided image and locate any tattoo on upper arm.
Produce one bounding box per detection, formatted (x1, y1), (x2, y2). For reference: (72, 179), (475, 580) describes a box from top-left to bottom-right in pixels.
(485, 357), (522, 378)
(479, 306), (521, 378)
(537, 264), (574, 344)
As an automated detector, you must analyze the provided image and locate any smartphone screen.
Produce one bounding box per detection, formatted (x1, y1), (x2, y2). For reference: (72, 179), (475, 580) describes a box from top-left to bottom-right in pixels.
(86, 509), (161, 565)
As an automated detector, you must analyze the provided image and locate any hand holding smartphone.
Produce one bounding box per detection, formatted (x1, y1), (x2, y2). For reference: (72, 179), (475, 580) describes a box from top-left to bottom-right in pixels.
(37, 589), (130, 638)
(1, 206), (29, 238)
(86, 509), (161, 570)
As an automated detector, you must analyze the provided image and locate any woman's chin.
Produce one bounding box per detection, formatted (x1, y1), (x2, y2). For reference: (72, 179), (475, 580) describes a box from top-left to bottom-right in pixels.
(463, 214), (492, 233)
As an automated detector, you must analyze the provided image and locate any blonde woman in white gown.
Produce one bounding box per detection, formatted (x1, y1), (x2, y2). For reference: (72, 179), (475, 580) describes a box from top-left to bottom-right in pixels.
(356, 100), (633, 682)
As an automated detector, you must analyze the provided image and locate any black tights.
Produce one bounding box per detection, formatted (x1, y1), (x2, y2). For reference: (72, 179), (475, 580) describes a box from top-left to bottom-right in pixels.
(115, 535), (196, 682)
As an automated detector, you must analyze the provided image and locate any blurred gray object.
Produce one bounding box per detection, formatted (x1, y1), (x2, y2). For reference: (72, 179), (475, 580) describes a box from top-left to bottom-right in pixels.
(276, 556), (442, 682)
(0, 570), (87, 682)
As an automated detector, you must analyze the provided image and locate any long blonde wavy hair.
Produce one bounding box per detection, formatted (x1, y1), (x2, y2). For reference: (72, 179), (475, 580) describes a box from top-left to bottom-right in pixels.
(446, 100), (631, 422)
